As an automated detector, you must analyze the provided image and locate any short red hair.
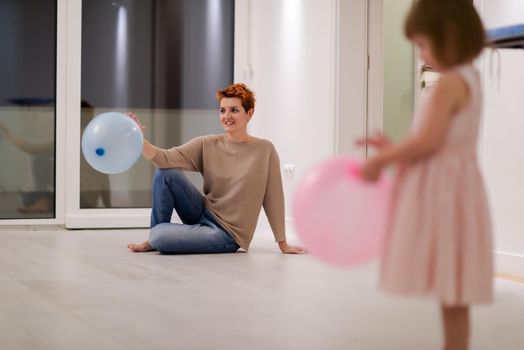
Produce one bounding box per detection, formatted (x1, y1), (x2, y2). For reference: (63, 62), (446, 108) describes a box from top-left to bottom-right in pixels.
(215, 83), (256, 112)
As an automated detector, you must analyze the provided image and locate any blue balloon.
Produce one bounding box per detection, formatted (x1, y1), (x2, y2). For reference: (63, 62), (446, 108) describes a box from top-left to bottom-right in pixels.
(81, 112), (144, 174)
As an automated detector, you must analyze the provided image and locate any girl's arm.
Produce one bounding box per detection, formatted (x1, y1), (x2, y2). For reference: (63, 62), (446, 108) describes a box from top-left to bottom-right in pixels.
(356, 130), (393, 150)
(362, 72), (469, 181)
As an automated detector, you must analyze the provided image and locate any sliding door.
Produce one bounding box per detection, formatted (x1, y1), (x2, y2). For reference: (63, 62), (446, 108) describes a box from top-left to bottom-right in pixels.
(66, 0), (235, 228)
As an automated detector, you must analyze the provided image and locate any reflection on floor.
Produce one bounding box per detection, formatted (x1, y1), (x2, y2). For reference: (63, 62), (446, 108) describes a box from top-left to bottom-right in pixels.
(0, 228), (522, 350)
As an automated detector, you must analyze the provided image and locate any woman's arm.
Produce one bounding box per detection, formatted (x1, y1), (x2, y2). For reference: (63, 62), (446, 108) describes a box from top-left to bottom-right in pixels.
(142, 139), (157, 160)
(361, 72), (469, 181)
(263, 145), (306, 254)
(128, 113), (203, 171)
(128, 113), (156, 159)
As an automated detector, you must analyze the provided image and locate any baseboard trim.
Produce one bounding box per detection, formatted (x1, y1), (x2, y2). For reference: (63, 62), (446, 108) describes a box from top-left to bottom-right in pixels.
(495, 251), (524, 278)
(495, 272), (524, 283)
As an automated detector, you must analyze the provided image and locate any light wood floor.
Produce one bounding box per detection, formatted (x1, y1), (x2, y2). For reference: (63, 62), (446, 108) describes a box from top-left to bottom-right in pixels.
(0, 228), (522, 350)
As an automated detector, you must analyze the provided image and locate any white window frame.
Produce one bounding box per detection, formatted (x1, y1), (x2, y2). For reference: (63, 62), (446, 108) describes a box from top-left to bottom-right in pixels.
(0, 0), (67, 227)
(63, 0), (151, 228)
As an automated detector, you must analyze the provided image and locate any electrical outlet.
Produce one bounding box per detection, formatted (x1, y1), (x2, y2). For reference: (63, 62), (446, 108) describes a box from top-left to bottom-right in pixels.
(284, 164), (295, 179)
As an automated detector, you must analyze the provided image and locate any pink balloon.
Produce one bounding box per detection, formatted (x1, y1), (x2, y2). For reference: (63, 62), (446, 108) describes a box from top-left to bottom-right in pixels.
(293, 157), (392, 267)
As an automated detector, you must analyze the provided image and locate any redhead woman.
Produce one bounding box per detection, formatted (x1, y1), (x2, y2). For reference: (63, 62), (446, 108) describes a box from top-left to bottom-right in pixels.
(128, 83), (305, 255)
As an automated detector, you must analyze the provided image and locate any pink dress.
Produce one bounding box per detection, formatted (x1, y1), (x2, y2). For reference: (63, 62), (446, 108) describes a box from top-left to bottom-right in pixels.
(380, 65), (494, 305)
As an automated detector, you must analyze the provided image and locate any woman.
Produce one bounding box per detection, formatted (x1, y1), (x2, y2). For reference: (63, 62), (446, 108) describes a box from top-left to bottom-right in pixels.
(128, 83), (305, 254)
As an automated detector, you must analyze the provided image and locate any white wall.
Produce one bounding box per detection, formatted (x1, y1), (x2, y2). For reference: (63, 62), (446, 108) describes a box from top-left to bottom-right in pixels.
(477, 0), (524, 275)
(239, 0), (338, 212)
(234, 0), (367, 233)
(237, 0), (336, 228)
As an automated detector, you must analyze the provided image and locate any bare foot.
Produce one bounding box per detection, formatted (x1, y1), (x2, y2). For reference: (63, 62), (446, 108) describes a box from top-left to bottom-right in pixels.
(128, 240), (154, 253)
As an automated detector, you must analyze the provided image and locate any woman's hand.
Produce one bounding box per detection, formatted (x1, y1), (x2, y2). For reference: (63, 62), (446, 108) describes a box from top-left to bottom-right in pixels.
(355, 130), (392, 150)
(127, 112), (157, 160)
(361, 156), (384, 183)
(278, 241), (307, 254)
(127, 112), (145, 134)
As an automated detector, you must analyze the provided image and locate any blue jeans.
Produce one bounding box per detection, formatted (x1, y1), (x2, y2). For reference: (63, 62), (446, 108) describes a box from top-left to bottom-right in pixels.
(149, 168), (239, 254)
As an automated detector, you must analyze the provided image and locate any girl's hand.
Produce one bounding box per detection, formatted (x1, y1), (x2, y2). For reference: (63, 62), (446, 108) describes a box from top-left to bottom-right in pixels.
(127, 112), (145, 134)
(361, 157), (384, 183)
(356, 130), (392, 150)
(278, 241), (307, 254)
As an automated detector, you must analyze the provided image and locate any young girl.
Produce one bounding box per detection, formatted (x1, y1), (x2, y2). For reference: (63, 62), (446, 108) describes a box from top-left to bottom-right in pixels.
(360, 1), (492, 349)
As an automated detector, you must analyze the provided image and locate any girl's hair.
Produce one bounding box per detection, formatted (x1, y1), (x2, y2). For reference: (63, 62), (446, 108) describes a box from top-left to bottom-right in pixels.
(404, 0), (486, 67)
(215, 83), (256, 112)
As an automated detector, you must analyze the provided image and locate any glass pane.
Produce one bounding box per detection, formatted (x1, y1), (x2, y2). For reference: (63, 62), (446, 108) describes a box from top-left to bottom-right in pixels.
(0, 0), (56, 219)
(383, 0), (414, 141)
(81, 0), (234, 208)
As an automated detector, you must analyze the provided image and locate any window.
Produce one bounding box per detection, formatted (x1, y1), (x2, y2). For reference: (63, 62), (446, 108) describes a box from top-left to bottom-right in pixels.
(0, 0), (57, 219)
(80, 0), (234, 208)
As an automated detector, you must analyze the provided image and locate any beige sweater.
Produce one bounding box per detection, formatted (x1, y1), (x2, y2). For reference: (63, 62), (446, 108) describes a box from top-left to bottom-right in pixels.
(149, 134), (286, 250)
